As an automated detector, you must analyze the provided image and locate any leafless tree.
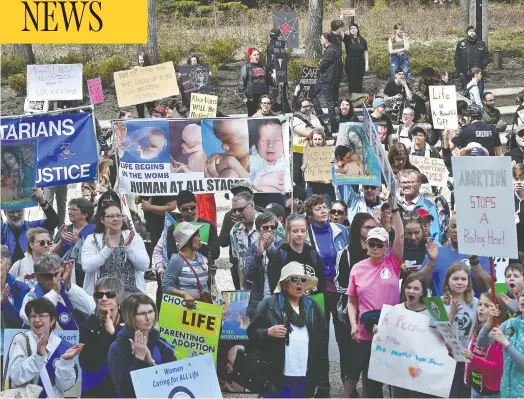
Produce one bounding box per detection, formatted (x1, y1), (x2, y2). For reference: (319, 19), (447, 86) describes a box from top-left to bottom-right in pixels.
(305, 0), (323, 61)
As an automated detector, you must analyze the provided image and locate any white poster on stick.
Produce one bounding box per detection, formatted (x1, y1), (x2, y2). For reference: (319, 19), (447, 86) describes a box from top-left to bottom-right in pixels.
(429, 85), (458, 129)
(368, 305), (456, 398)
(452, 156), (518, 259)
(27, 64), (83, 101)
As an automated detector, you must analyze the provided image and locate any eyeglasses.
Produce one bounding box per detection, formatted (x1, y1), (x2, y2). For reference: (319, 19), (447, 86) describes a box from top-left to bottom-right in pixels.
(94, 291), (117, 300)
(368, 241), (385, 249)
(68, 207), (81, 213)
(363, 185), (377, 190)
(330, 209), (345, 216)
(38, 240), (52, 246)
(181, 205), (197, 212)
(403, 211), (421, 220)
(261, 225), (277, 231)
(105, 214), (123, 220)
(286, 277), (307, 284)
(135, 309), (155, 317)
(232, 203), (251, 214)
(29, 313), (50, 321)
(38, 271), (60, 280)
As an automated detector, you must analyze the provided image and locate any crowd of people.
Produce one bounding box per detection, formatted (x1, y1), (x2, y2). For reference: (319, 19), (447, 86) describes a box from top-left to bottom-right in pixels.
(3, 12), (524, 399)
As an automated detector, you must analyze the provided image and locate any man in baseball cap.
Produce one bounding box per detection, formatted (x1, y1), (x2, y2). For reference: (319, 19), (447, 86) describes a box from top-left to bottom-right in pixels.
(505, 124), (524, 163)
(370, 97), (394, 147)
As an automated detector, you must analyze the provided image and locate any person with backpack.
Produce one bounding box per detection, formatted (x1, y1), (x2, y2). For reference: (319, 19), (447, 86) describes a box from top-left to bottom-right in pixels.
(466, 67), (483, 109)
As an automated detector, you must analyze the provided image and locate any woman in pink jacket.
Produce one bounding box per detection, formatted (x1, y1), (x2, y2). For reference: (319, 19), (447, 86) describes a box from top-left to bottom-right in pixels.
(465, 291), (503, 398)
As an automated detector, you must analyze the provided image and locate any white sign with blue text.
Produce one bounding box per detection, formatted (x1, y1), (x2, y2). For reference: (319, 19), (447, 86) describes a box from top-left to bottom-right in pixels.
(130, 353), (222, 398)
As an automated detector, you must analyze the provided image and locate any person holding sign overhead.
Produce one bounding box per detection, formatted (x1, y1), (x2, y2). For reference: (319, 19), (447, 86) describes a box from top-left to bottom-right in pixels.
(108, 293), (176, 398)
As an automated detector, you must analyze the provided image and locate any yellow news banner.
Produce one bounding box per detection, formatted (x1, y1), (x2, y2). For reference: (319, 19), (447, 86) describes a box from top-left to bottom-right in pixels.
(0, 0), (147, 44)
(159, 294), (223, 365)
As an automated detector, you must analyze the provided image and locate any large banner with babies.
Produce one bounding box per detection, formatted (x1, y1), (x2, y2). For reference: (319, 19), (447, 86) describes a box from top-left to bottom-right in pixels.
(115, 117), (292, 195)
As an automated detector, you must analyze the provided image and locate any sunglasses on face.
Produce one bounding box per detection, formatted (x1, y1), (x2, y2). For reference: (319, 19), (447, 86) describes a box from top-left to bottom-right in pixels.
(363, 185), (377, 190)
(368, 241), (385, 249)
(330, 209), (345, 216)
(261, 225), (277, 231)
(38, 240), (52, 246)
(181, 205), (197, 212)
(286, 277), (307, 284)
(94, 291), (117, 300)
(38, 271), (60, 280)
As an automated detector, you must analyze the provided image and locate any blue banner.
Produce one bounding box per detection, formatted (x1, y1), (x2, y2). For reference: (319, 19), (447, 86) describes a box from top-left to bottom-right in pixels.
(0, 112), (98, 187)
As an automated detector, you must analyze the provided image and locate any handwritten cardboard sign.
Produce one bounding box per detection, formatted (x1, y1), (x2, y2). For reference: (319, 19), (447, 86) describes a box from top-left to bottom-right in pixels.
(452, 156), (518, 258)
(429, 86), (458, 129)
(113, 61), (179, 107)
(27, 64), (83, 101)
(189, 93), (218, 118)
(304, 146), (333, 182)
(298, 66), (318, 100)
(87, 78), (104, 104)
(409, 156), (449, 187)
(368, 305), (456, 397)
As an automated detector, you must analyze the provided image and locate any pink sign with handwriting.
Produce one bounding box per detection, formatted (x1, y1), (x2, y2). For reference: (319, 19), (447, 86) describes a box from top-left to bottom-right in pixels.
(87, 78), (104, 104)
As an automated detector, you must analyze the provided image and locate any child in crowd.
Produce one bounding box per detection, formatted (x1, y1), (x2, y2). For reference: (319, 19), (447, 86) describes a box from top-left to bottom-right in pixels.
(465, 291), (503, 399)
(441, 262), (479, 398)
(302, 128), (334, 204)
(499, 263), (524, 320)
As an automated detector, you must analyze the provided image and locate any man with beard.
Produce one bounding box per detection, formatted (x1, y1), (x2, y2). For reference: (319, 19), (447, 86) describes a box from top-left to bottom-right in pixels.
(1, 187), (59, 263)
(420, 214), (491, 297)
(454, 26), (489, 97)
(483, 91), (508, 133)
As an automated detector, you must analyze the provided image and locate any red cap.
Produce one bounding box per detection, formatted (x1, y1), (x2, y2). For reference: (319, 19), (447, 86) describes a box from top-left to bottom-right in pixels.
(152, 106), (167, 115)
(415, 208), (434, 221)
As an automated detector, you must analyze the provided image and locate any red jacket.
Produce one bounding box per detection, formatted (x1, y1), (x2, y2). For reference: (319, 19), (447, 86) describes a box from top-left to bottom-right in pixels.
(466, 334), (503, 394)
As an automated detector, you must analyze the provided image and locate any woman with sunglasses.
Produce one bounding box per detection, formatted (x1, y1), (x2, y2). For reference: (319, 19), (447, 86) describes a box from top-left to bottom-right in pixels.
(79, 277), (124, 398)
(347, 200), (404, 398)
(253, 94), (277, 117)
(5, 297), (84, 398)
(108, 293), (176, 398)
(248, 262), (329, 398)
(82, 202), (149, 296)
(330, 201), (350, 227)
(10, 227), (52, 289)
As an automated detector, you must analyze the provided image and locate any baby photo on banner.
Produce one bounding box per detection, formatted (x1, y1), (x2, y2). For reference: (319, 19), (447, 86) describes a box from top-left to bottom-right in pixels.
(247, 118), (291, 194)
(170, 120), (205, 173)
(333, 122), (381, 186)
(1, 138), (37, 210)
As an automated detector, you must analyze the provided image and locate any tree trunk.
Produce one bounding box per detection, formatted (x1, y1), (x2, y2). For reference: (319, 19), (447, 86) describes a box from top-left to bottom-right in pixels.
(12, 44), (35, 65)
(305, 0), (323, 61)
(459, 0), (469, 30)
(482, 0), (488, 46)
(139, 0), (158, 64)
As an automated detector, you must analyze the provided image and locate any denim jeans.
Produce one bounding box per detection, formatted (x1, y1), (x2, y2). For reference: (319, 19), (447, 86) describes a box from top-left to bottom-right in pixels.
(320, 82), (337, 128)
(470, 388), (500, 399)
(459, 73), (485, 98)
(390, 53), (410, 81)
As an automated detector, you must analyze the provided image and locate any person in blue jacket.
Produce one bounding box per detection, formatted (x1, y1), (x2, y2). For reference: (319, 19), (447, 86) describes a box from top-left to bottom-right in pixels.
(108, 293), (176, 398)
(1, 245), (30, 328)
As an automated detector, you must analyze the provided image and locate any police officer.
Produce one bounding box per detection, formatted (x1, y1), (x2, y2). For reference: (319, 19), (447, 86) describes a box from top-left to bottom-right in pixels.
(454, 25), (489, 97)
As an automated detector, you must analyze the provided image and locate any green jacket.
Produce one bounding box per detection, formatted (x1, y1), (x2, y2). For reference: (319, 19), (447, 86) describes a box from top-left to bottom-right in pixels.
(247, 293), (329, 397)
(412, 77), (428, 101)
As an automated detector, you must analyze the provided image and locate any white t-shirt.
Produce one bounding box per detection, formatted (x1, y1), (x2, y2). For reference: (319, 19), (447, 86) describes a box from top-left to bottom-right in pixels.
(284, 305), (309, 376)
(443, 296), (478, 348)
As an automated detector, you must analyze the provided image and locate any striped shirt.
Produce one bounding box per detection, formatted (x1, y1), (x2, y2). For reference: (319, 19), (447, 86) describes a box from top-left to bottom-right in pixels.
(162, 252), (209, 299)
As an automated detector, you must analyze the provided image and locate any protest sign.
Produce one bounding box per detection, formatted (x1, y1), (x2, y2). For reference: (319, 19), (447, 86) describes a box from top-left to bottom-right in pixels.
(27, 64), (83, 101)
(159, 294), (223, 364)
(362, 107), (397, 204)
(1, 112), (98, 188)
(24, 98), (49, 114)
(180, 63), (213, 94)
(3, 329), (82, 397)
(409, 155), (449, 187)
(272, 11), (299, 49)
(1, 138), (38, 210)
(304, 146), (333, 182)
(298, 66), (318, 100)
(220, 291), (250, 340)
(333, 122), (381, 186)
(368, 305), (456, 397)
(273, 39), (287, 83)
(429, 86), (458, 129)
(113, 61), (179, 107)
(189, 93), (218, 118)
(452, 156), (518, 259)
(116, 117), (291, 195)
(87, 78), (104, 104)
(131, 353), (221, 398)
(424, 297), (468, 362)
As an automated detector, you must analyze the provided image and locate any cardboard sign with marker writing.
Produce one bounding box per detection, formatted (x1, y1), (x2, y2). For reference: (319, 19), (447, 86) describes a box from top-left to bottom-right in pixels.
(87, 78), (104, 104)
(429, 86), (458, 129)
(27, 64), (83, 101)
(113, 61), (179, 107)
(409, 156), (449, 187)
(304, 146), (333, 182)
(189, 93), (218, 118)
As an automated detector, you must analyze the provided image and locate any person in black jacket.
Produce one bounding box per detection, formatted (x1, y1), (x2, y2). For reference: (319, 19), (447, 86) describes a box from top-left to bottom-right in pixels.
(247, 262), (329, 398)
(108, 293), (175, 398)
(454, 26), (489, 96)
(239, 47), (273, 116)
(318, 32), (340, 134)
(79, 277), (125, 398)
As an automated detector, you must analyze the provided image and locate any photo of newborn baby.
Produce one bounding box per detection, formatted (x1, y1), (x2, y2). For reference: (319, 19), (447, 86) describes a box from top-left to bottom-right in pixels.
(118, 121), (170, 164)
(201, 119), (250, 178)
(170, 123), (206, 173)
(247, 118), (291, 193)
